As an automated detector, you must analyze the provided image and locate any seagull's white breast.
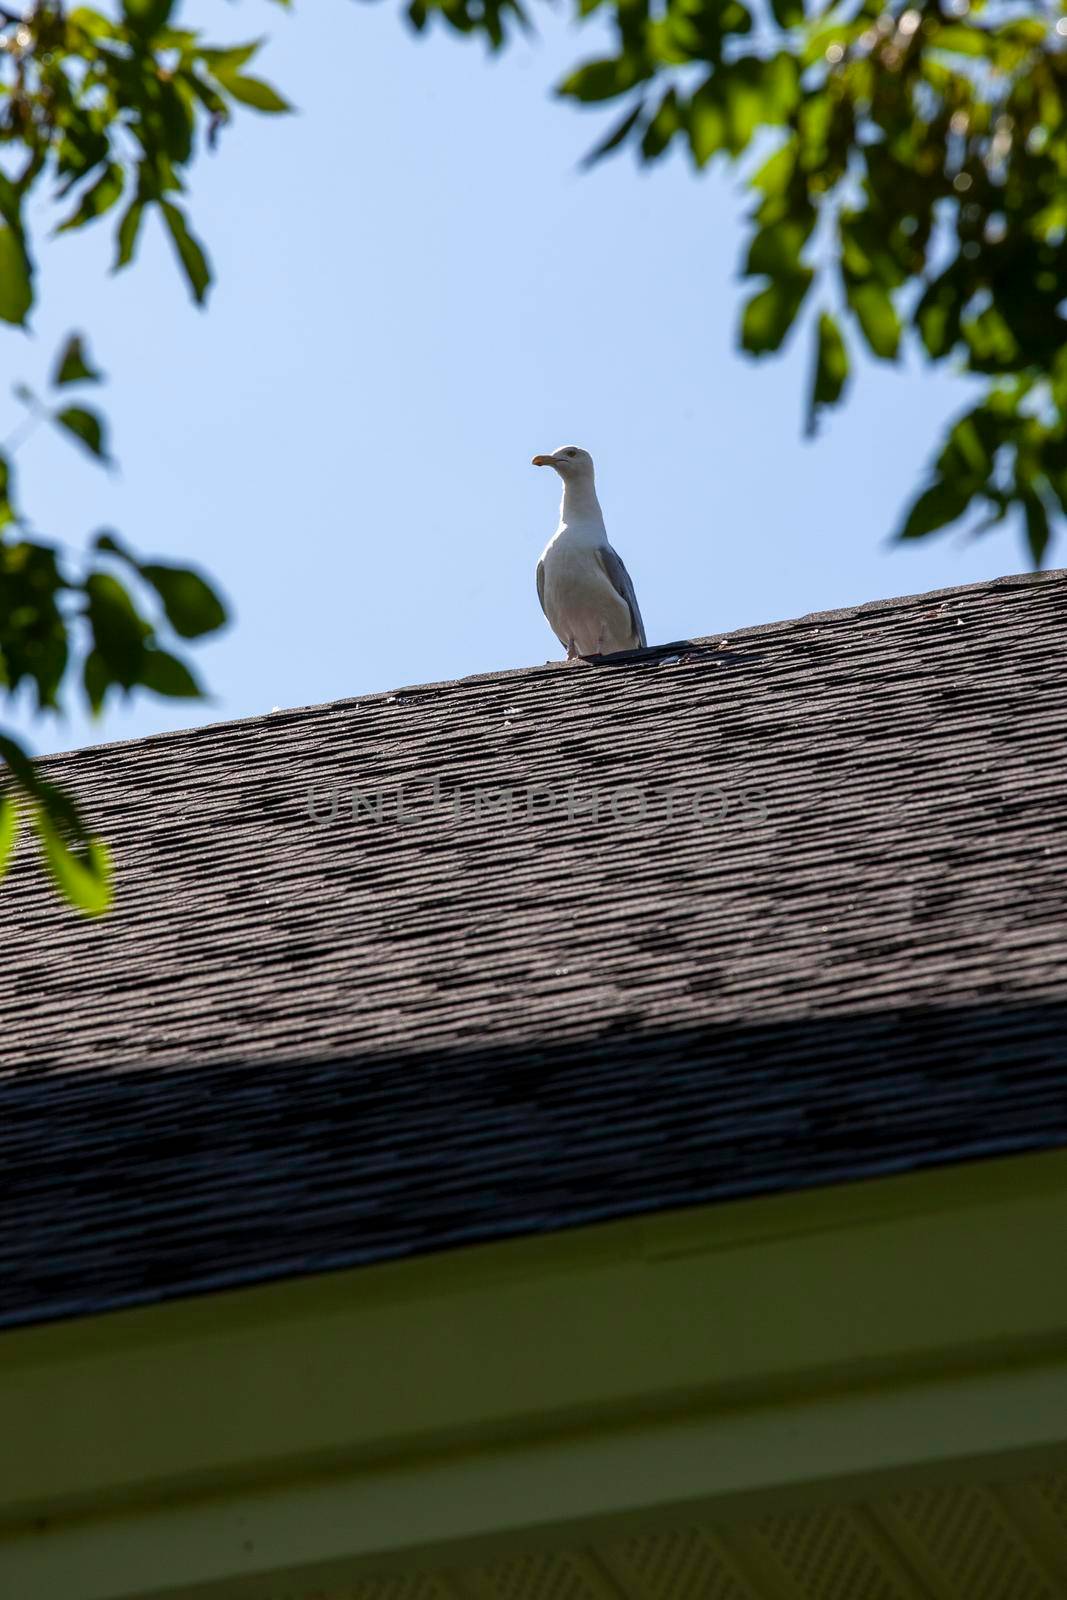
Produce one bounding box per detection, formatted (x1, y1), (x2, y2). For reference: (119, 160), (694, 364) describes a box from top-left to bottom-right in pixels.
(540, 535), (635, 657)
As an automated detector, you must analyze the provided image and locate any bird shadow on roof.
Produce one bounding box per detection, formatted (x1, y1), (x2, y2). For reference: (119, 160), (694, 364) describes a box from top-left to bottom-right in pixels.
(581, 641), (752, 668)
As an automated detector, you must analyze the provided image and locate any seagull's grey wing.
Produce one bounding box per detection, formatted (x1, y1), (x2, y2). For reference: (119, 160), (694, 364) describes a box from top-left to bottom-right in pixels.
(536, 558), (569, 650)
(596, 545), (647, 648)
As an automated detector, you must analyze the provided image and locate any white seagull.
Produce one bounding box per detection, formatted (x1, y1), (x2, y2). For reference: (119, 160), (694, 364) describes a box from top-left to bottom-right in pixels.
(532, 445), (646, 660)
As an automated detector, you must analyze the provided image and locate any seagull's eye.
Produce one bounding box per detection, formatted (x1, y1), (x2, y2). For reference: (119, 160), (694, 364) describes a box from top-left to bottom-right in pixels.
(566, 449), (577, 458)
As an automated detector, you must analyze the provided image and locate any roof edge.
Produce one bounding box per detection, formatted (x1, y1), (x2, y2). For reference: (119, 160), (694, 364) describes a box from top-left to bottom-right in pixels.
(28, 565), (1066, 770)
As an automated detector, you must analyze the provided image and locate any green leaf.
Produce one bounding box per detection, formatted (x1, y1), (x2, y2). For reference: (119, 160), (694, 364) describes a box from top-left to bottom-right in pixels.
(83, 647), (110, 715)
(0, 791), (18, 879)
(200, 41), (262, 74)
(95, 533), (228, 639)
(581, 102), (645, 167)
(160, 202), (212, 305)
(139, 561), (228, 638)
(722, 63), (766, 152)
(963, 305), (1019, 373)
(758, 53), (800, 125)
(93, 531), (135, 561)
(213, 72), (291, 113)
(54, 406), (112, 464)
(157, 78), (195, 164)
(84, 571), (151, 687)
(0, 451), (14, 529)
(140, 646), (203, 698)
(641, 89), (683, 161)
(806, 311), (849, 436)
(0, 731), (37, 796)
(0, 170), (21, 233)
(0, 538), (68, 708)
(559, 57), (648, 104)
(32, 803), (113, 916)
(846, 279), (900, 360)
(688, 78), (727, 166)
(839, 211), (905, 290)
(93, 531), (132, 560)
(770, 0), (804, 25)
(740, 270), (812, 355)
(52, 334), (104, 388)
(796, 92), (831, 165)
(744, 218), (812, 277)
(932, 24), (988, 56)
(937, 413), (992, 480)
(55, 164), (124, 235)
(896, 479), (974, 540)
(917, 274), (964, 359)
(122, 0), (175, 36)
(1021, 488), (1051, 568)
(751, 141), (795, 197)
(0, 225), (32, 327)
(0, 733), (108, 912)
(184, 69), (230, 125)
(113, 199), (145, 272)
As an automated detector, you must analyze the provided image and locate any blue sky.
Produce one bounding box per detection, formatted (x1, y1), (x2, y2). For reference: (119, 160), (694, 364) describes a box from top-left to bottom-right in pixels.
(7, 0), (1030, 758)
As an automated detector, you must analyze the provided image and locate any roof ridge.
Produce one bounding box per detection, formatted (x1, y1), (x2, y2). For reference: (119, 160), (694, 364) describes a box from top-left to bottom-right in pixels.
(29, 565), (1067, 769)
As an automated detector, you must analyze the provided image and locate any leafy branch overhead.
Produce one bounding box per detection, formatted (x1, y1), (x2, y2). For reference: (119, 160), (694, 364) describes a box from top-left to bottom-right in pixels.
(0, 2), (286, 914)
(412, 0), (1067, 567)
(0, 0), (291, 315)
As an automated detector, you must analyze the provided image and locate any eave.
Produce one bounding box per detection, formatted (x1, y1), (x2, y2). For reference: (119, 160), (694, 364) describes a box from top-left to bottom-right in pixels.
(5, 1146), (1067, 1599)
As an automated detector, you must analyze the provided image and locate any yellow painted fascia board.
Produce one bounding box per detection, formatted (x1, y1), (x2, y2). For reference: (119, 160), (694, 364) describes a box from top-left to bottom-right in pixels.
(4, 1148), (1067, 1595)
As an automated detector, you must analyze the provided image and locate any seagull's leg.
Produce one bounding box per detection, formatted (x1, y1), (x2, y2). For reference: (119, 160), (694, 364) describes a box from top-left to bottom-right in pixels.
(566, 638), (580, 662)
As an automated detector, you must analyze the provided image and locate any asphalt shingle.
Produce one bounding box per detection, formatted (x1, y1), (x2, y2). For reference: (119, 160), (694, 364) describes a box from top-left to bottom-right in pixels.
(3, 569), (1067, 1328)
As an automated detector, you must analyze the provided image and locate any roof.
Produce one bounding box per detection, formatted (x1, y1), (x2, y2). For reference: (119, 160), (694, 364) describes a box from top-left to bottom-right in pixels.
(3, 568), (1067, 1329)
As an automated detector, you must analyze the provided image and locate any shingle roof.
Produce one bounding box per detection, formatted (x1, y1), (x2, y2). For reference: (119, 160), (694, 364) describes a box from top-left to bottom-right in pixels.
(4, 569), (1067, 1329)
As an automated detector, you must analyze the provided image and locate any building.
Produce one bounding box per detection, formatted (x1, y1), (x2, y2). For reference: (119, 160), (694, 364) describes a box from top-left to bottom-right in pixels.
(4, 570), (1067, 1599)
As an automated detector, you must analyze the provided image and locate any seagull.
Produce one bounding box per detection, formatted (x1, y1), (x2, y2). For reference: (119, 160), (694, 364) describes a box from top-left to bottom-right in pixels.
(532, 446), (646, 661)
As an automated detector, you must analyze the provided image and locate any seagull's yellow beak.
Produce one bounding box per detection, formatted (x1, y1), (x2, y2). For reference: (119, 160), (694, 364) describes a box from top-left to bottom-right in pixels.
(531, 454), (554, 467)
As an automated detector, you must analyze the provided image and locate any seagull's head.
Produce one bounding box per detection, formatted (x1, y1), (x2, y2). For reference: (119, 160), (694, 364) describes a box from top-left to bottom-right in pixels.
(531, 445), (594, 482)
